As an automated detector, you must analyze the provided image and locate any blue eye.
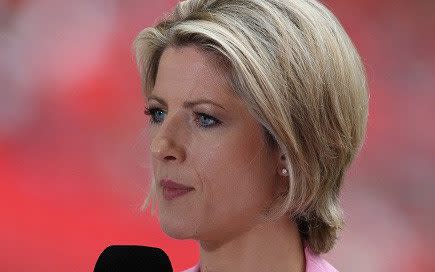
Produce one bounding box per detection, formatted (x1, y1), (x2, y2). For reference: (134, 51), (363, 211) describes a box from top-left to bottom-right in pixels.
(144, 107), (222, 128)
(194, 112), (221, 128)
(144, 107), (165, 124)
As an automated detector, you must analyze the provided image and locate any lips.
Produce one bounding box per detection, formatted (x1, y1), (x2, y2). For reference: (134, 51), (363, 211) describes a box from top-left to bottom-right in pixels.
(160, 179), (194, 190)
(160, 179), (194, 200)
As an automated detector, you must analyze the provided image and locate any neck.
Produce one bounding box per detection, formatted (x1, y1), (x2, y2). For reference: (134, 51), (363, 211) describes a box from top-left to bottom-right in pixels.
(198, 217), (305, 272)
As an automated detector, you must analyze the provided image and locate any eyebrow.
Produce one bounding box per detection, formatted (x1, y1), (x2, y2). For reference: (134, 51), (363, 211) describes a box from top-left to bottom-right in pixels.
(147, 95), (227, 111)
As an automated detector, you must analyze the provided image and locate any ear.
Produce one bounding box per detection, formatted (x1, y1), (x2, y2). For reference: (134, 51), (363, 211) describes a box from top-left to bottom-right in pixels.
(276, 153), (289, 176)
(273, 153), (289, 196)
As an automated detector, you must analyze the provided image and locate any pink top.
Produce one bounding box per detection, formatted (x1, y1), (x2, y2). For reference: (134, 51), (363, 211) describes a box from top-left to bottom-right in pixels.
(181, 245), (338, 272)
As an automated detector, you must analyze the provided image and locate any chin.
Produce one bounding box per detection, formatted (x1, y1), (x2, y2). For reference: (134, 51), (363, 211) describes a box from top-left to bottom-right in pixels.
(159, 215), (196, 240)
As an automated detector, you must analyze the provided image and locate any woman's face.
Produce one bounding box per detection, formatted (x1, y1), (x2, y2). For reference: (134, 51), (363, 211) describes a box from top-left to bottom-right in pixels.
(147, 46), (283, 243)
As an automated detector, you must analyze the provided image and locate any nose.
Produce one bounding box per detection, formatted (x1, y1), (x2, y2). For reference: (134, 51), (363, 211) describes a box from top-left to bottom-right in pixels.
(150, 114), (186, 163)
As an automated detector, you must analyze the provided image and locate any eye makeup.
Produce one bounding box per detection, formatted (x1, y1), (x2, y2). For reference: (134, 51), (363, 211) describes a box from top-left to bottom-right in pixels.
(144, 106), (222, 129)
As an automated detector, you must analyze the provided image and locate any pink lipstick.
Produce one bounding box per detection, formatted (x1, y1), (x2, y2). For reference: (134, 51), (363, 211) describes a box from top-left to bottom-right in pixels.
(160, 179), (194, 201)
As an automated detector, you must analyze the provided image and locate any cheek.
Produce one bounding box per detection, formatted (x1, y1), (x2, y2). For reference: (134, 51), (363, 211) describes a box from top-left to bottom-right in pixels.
(191, 131), (276, 220)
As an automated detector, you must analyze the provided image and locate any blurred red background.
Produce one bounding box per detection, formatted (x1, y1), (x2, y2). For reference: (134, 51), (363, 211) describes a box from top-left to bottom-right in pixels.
(1, 0), (434, 271)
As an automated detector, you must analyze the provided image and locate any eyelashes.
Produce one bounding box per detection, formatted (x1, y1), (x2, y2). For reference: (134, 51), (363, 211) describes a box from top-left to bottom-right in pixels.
(144, 107), (165, 124)
(144, 106), (222, 128)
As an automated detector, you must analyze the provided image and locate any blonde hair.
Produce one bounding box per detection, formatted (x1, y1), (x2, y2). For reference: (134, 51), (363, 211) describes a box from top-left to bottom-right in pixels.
(134, 0), (369, 254)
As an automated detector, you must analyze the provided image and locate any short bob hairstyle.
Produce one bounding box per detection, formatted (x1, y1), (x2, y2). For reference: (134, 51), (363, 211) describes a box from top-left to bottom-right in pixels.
(134, 0), (369, 255)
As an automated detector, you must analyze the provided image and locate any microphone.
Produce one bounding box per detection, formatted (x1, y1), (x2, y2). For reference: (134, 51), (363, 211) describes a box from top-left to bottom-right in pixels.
(94, 245), (173, 272)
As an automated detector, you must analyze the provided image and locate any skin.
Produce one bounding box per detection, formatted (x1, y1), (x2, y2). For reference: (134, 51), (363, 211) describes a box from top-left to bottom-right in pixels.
(147, 45), (305, 272)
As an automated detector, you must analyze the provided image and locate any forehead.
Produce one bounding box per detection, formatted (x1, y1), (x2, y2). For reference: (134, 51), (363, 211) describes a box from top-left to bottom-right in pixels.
(152, 45), (234, 101)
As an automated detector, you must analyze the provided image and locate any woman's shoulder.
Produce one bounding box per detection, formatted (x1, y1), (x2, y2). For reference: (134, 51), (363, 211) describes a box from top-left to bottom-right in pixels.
(180, 246), (338, 272)
(304, 246), (338, 272)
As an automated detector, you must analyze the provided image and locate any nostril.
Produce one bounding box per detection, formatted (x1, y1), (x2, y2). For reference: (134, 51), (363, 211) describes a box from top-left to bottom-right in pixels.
(164, 155), (177, 160)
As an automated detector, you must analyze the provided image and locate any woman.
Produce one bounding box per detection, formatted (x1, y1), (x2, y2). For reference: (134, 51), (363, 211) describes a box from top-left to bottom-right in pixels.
(134, 0), (368, 271)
